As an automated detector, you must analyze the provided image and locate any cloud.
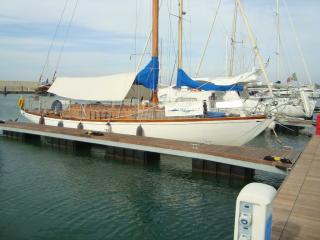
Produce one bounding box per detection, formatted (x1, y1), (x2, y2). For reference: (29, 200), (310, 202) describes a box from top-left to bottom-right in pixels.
(0, 0), (319, 84)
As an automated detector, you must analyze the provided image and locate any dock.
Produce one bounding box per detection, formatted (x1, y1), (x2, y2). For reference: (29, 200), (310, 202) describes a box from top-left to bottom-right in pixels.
(0, 81), (38, 94)
(278, 118), (315, 129)
(272, 135), (320, 239)
(0, 121), (297, 177)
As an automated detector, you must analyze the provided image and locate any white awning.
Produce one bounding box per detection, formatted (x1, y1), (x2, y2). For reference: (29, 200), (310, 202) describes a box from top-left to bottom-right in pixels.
(48, 72), (136, 101)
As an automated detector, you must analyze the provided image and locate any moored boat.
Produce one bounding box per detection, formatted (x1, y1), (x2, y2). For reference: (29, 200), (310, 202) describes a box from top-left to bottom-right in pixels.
(19, 0), (273, 146)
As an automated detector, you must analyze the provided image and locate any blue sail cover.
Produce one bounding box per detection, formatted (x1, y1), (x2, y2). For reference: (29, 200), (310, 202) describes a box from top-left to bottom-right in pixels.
(176, 68), (243, 91)
(134, 57), (159, 90)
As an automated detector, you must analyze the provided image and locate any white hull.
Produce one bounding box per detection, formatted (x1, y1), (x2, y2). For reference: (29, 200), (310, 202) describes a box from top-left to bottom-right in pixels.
(243, 98), (316, 118)
(21, 110), (273, 146)
(159, 87), (316, 119)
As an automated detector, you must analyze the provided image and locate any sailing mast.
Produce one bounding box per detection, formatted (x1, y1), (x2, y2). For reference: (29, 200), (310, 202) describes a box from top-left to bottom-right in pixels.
(151, 0), (159, 104)
(178, 0), (183, 70)
(235, 0), (274, 97)
(276, 0), (280, 82)
(228, 1), (238, 77)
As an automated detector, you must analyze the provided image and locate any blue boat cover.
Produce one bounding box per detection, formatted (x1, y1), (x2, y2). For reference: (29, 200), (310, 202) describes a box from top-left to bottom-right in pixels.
(207, 111), (226, 118)
(134, 57), (159, 90)
(176, 68), (243, 91)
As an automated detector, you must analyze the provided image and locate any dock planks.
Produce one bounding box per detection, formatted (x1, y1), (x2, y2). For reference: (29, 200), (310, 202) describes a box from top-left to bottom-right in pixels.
(272, 135), (320, 240)
(0, 121), (294, 174)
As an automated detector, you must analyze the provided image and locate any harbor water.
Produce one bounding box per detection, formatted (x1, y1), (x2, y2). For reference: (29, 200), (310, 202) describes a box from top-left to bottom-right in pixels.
(0, 94), (312, 240)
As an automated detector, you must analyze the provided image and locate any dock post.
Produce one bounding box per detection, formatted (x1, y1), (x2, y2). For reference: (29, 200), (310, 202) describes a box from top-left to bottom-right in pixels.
(24, 133), (41, 143)
(105, 147), (160, 164)
(74, 141), (91, 155)
(192, 159), (254, 179)
(316, 114), (320, 135)
(144, 151), (160, 162)
(123, 148), (135, 161)
(234, 183), (276, 240)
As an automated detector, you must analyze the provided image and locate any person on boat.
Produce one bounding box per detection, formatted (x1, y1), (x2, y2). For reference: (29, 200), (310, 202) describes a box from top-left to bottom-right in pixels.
(203, 100), (208, 117)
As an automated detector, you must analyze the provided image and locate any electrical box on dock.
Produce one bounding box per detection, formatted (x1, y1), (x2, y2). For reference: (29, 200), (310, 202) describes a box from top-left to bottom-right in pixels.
(234, 183), (276, 240)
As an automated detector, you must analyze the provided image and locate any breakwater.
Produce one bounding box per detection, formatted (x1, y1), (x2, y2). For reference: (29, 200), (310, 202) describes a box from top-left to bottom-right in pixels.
(0, 81), (38, 94)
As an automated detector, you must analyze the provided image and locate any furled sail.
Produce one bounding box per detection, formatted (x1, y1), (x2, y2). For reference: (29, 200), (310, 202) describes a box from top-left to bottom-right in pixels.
(176, 68), (243, 91)
(48, 72), (136, 101)
(195, 69), (261, 86)
(134, 57), (159, 90)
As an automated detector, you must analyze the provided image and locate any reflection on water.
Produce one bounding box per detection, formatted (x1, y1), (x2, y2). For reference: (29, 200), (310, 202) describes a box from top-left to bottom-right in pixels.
(0, 138), (243, 240)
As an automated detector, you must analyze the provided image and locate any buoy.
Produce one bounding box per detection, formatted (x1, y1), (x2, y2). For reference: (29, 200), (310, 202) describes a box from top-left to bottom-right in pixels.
(58, 120), (64, 127)
(77, 122), (83, 130)
(39, 116), (45, 125)
(106, 122), (112, 133)
(136, 125), (144, 136)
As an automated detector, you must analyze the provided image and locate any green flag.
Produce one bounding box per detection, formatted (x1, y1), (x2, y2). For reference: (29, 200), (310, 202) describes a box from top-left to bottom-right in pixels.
(292, 73), (298, 81)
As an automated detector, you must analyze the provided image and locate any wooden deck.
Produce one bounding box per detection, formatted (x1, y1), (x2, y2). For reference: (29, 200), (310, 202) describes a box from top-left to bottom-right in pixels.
(0, 121), (297, 174)
(272, 135), (320, 239)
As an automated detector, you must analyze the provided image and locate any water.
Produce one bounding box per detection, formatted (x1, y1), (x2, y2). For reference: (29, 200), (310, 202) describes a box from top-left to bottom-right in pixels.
(0, 94), (312, 240)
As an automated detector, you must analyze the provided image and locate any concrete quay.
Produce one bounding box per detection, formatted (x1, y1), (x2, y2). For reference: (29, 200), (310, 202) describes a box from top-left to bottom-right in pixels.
(0, 81), (38, 94)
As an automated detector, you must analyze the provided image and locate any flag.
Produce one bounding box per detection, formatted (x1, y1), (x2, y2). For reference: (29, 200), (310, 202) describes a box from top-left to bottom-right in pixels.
(292, 72), (298, 81)
(287, 73), (298, 84)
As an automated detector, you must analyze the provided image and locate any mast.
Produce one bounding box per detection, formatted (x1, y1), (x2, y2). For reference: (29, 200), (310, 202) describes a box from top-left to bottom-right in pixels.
(225, 36), (229, 76)
(228, 1), (238, 77)
(178, 0), (183, 69)
(152, 0), (159, 58)
(276, 0), (280, 82)
(235, 0), (274, 97)
(151, 0), (159, 104)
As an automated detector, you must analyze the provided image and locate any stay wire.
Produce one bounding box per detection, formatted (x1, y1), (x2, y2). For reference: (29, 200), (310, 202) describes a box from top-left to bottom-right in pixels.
(39, 0), (70, 83)
(54, 0), (79, 76)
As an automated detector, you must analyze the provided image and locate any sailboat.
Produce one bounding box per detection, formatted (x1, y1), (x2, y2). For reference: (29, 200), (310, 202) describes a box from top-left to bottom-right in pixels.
(158, 0), (316, 121)
(242, 0), (317, 120)
(20, 0), (273, 146)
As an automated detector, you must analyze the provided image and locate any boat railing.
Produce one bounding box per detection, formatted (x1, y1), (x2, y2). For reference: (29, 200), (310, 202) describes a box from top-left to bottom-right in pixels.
(24, 96), (233, 120)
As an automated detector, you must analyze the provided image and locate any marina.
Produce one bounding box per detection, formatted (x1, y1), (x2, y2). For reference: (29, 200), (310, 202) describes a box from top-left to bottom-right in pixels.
(1, 113), (320, 239)
(0, 121), (298, 177)
(1, 0), (320, 239)
(272, 135), (320, 239)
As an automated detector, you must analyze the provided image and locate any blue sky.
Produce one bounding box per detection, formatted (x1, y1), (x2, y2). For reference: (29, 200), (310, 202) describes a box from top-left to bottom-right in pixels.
(0, 0), (319, 85)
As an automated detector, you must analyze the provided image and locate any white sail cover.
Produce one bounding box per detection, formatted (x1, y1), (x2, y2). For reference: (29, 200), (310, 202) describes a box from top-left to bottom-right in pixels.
(48, 72), (136, 101)
(194, 69), (262, 86)
(165, 101), (203, 117)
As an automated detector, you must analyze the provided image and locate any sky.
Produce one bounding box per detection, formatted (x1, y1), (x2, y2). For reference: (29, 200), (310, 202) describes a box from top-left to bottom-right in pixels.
(0, 0), (319, 85)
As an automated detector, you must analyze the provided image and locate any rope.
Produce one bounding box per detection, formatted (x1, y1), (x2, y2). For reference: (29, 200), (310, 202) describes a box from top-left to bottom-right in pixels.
(195, 0), (222, 77)
(283, 0), (313, 85)
(39, 0), (70, 83)
(54, 0), (79, 75)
